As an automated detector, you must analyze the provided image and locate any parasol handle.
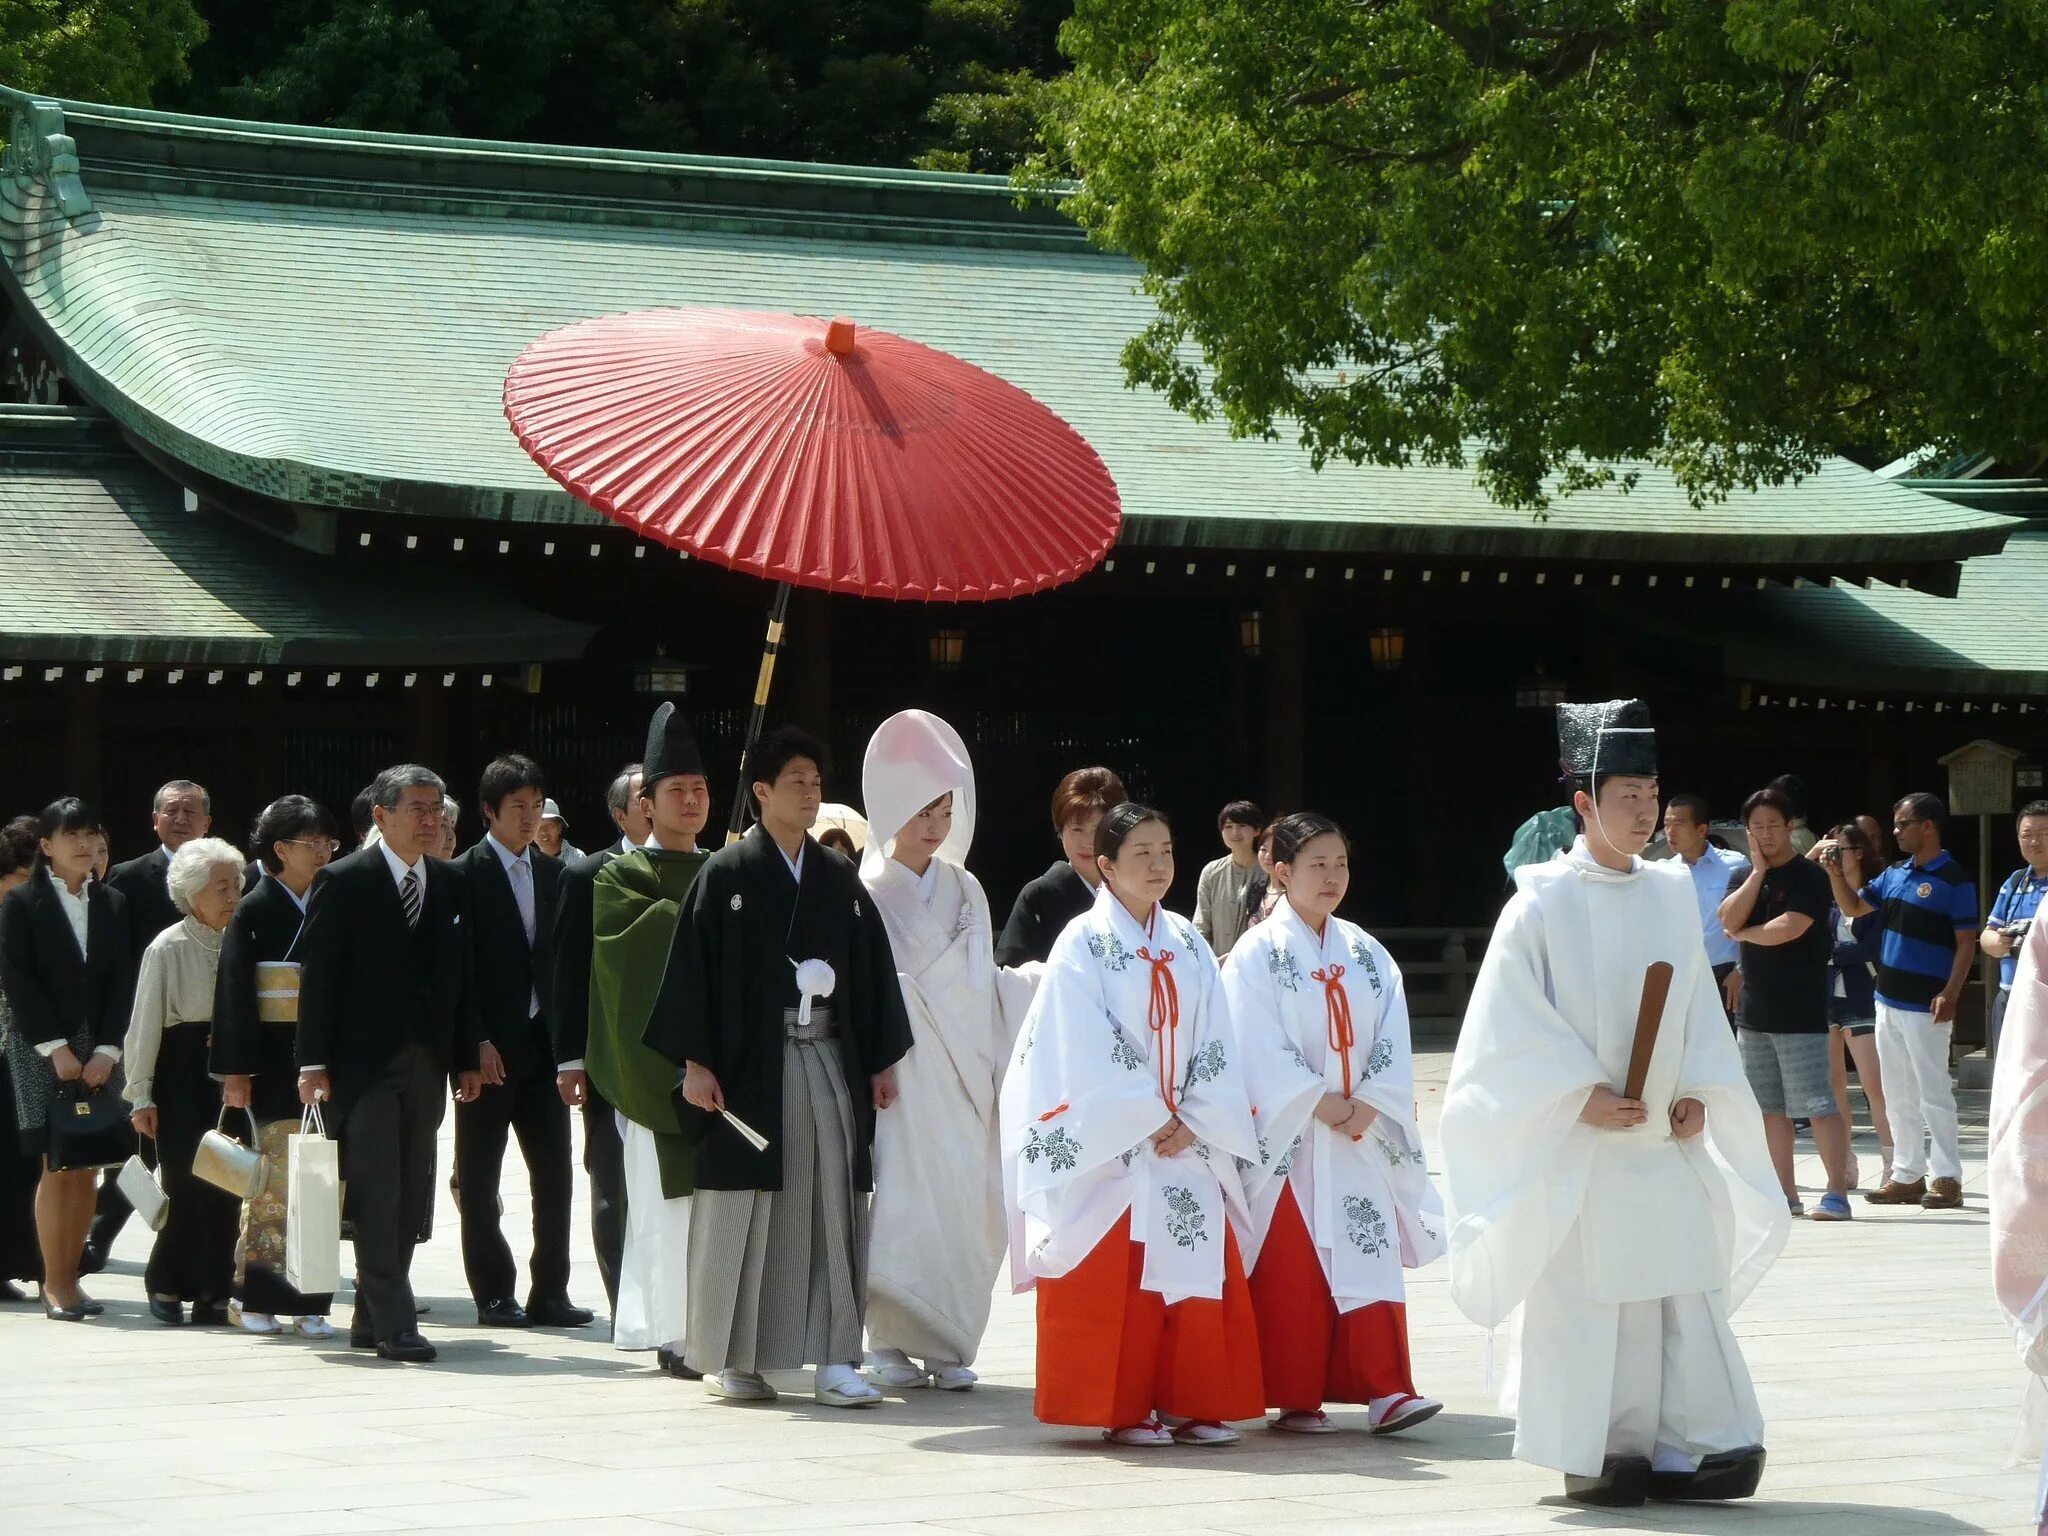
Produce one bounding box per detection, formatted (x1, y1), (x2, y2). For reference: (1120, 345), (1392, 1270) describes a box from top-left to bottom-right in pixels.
(726, 581), (794, 844)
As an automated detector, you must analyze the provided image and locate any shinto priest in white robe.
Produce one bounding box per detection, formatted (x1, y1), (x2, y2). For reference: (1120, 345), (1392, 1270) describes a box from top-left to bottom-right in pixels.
(1442, 839), (1788, 1477)
(1221, 902), (1445, 1307)
(860, 710), (1038, 1369)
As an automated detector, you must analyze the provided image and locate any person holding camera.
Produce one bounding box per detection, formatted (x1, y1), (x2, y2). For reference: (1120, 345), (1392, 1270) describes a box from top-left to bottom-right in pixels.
(1983, 802), (2048, 1060)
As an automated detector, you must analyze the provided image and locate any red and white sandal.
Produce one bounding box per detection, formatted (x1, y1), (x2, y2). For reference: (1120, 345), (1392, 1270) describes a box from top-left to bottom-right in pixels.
(1368, 1393), (1443, 1435)
(1102, 1417), (1173, 1447)
(1271, 1409), (1338, 1434)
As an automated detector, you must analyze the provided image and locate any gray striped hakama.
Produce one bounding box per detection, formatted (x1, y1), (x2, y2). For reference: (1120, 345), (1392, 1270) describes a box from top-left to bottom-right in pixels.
(684, 1008), (869, 1374)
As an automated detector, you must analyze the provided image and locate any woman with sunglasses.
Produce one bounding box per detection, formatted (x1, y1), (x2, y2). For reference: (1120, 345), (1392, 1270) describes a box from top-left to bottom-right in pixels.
(211, 795), (340, 1336)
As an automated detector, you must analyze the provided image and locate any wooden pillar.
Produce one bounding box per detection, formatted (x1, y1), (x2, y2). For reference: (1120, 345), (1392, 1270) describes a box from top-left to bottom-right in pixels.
(1263, 598), (1307, 815)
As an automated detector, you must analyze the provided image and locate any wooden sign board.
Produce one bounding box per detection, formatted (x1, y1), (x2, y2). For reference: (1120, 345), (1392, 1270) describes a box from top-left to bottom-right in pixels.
(1939, 738), (2022, 818)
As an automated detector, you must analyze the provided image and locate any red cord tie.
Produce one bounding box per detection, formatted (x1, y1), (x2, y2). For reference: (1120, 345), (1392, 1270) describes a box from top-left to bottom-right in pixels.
(1136, 946), (1180, 1113)
(1313, 964), (1355, 1093)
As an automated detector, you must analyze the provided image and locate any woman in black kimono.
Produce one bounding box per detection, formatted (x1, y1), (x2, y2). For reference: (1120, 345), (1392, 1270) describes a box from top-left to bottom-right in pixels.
(211, 795), (339, 1336)
(993, 766), (1125, 967)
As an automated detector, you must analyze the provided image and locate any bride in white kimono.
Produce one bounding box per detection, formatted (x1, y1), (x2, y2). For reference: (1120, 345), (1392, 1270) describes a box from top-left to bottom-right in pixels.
(1220, 812), (1446, 1437)
(1443, 699), (1787, 1509)
(1001, 802), (1315, 1447)
(860, 710), (1035, 1390)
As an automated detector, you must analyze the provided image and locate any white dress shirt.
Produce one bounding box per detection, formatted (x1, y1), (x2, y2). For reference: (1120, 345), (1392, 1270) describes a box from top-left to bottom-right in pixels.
(485, 830), (541, 1018)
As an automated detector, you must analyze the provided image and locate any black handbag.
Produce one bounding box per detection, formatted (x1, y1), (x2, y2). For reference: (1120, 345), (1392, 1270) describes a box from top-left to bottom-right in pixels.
(47, 1081), (136, 1171)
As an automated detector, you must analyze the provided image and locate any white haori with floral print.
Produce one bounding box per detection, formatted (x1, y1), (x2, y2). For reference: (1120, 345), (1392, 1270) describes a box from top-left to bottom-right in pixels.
(1001, 886), (1262, 1305)
(1222, 903), (1446, 1310)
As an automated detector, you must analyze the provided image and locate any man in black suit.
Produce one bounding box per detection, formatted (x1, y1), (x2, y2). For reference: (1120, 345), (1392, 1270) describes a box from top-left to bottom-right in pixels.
(452, 754), (590, 1330)
(550, 761), (643, 1317)
(84, 778), (212, 1270)
(297, 765), (482, 1363)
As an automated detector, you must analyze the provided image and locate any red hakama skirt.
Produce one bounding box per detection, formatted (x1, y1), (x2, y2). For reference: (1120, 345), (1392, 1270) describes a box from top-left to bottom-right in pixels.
(1034, 1209), (1265, 1428)
(1248, 1181), (1417, 1411)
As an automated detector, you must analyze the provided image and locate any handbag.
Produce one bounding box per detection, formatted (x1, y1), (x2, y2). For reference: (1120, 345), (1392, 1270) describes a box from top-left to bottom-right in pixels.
(46, 1080), (135, 1172)
(116, 1137), (169, 1231)
(193, 1105), (266, 1200)
(286, 1103), (342, 1295)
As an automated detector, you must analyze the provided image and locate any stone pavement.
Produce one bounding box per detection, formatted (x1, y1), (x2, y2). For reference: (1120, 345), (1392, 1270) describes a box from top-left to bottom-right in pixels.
(4, 1048), (2035, 1535)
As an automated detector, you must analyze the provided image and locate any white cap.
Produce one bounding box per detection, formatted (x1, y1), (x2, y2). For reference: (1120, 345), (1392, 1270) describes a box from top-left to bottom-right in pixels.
(541, 798), (567, 826)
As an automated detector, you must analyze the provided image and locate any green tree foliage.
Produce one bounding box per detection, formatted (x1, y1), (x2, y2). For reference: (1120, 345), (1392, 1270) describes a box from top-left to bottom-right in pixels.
(1036, 1), (2048, 508)
(166, 0), (1066, 170)
(0, 0), (205, 104)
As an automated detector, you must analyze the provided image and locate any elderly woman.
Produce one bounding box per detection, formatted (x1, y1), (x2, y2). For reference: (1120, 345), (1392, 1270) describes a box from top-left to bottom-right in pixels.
(0, 799), (133, 1322)
(212, 796), (338, 1336)
(124, 836), (246, 1325)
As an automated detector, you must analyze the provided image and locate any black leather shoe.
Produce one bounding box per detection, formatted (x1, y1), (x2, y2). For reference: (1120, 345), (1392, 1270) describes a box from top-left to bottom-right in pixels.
(76, 1293), (104, 1317)
(77, 1242), (107, 1277)
(1565, 1455), (1651, 1508)
(190, 1300), (226, 1326)
(1648, 1446), (1766, 1502)
(377, 1330), (438, 1363)
(149, 1296), (187, 1326)
(527, 1296), (594, 1329)
(476, 1297), (530, 1327)
(657, 1347), (703, 1381)
(349, 1316), (376, 1349)
(45, 1299), (91, 1322)
(0, 1280), (29, 1302)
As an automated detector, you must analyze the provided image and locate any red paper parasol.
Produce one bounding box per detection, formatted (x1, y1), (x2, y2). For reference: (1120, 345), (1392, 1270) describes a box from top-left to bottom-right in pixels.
(504, 308), (1119, 600)
(503, 306), (1121, 834)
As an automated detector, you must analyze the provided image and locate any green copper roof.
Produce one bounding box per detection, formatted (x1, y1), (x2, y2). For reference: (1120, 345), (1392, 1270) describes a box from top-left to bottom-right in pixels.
(0, 87), (2015, 571)
(0, 406), (592, 664)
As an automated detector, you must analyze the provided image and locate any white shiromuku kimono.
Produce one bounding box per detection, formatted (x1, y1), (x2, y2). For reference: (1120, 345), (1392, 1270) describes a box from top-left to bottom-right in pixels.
(1442, 840), (1787, 1477)
(860, 709), (1039, 1369)
(1001, 887), (1268, 1305)
(1989, 916), (2048, 1522)
(1221, 903), (1444, 1307)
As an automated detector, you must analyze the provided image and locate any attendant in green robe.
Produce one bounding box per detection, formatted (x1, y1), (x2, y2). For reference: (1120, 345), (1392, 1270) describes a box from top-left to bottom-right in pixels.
(590, 702), (712, 1379)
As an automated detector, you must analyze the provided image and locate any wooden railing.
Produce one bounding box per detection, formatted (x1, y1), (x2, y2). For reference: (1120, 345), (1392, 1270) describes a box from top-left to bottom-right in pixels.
(1375, 925), (1492, 1033)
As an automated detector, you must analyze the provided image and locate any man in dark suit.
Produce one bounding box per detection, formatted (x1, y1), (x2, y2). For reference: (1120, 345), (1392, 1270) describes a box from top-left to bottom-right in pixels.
(551, 760), (644, 1317)
(297, 765), (482, 1363)
(84, 778), (211, 1270)
(452, 754), (590, 1330)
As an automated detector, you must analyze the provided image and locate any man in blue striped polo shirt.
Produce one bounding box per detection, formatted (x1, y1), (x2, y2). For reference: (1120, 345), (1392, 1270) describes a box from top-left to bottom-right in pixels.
(1818, 792), (1977, 1210)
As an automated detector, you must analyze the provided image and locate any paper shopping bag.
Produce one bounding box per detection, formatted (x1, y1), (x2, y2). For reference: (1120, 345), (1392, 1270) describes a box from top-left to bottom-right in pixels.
(286, 1104), (342, 1295)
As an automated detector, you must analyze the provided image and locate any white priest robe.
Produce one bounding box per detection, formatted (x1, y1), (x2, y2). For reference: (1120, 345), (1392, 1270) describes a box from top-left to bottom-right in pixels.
(1442, 840), (1787, 1477)
(1221, 904), (1445, 1307)
(1001, 888), (1267, 1306)
(863, 854), (1036, 1366)
(615, 1113), (690, 1351)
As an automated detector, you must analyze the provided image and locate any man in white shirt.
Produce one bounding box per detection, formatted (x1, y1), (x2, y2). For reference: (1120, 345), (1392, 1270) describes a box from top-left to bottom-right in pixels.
(1663, 795), (1750, 1026)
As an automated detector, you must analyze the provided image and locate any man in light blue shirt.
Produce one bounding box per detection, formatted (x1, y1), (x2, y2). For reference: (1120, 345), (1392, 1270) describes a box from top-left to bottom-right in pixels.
(1665, 794), (1750, 1025)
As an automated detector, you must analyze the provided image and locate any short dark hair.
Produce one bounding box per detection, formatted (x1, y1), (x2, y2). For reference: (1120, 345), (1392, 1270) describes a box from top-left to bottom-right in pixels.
(2018, 800), (2048, 825)
(154, 778), (211, 816)
(1270, 811), (1345, 867)
(1896, 791), (1947, 832)
(349, 786), (377, 842)
(1665, 793), (1710, 826)
(0, 815), (37, 881)
(372, 764), (446, 812)
(252, 795), (337, 874)
(1741, 787), (1794, 825)
(478, 753), (545, 814)
(1095, 801), (1169, 862)
(1218, 799), (1264, 832)
(1767, 773), (1808, 819)
(608, 763), (644, 815)
(1051, 767), (1126, 832)
(747, 726), (827, 801)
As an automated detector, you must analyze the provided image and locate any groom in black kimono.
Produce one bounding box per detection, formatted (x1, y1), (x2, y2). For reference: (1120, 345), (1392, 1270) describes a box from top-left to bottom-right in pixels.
(644, 724), (912, 1407)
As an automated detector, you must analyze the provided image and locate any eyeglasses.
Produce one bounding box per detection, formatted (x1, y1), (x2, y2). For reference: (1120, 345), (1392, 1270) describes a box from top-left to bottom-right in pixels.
(284, 838), (339, 855)
(1892, 819), (1921, 832)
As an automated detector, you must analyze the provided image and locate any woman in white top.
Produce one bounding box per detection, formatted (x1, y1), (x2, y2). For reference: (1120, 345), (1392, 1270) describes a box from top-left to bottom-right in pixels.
(859, 710), (1036, 1391)
(124, 837), (246, 1326)
(1221, 813), (1445, 1436)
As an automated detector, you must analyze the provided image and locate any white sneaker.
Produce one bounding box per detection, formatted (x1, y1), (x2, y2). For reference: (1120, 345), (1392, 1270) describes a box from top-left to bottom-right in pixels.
(862, 1348), (928, 1388)
(231, 1305), (280, 1334)
(815, 1363), (882, 1407)
(293, 1315), (335, 1340)
(709, 1369), (777, 1402)
(1368, 1393), (1443, 1435)
(928, 1362), (977, 1391)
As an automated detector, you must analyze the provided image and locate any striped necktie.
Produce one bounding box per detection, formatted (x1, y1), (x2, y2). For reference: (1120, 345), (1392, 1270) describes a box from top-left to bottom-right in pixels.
(400, 868), (421, 929)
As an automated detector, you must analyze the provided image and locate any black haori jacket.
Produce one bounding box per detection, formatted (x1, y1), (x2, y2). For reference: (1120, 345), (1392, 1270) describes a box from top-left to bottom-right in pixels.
(644, 826), (912, 1192)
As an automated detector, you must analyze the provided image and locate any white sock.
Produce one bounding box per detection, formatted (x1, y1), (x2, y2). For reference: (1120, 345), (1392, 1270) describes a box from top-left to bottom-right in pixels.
(817, 1363), (872, 1392)
(1651, 1444), (1699, 1474)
